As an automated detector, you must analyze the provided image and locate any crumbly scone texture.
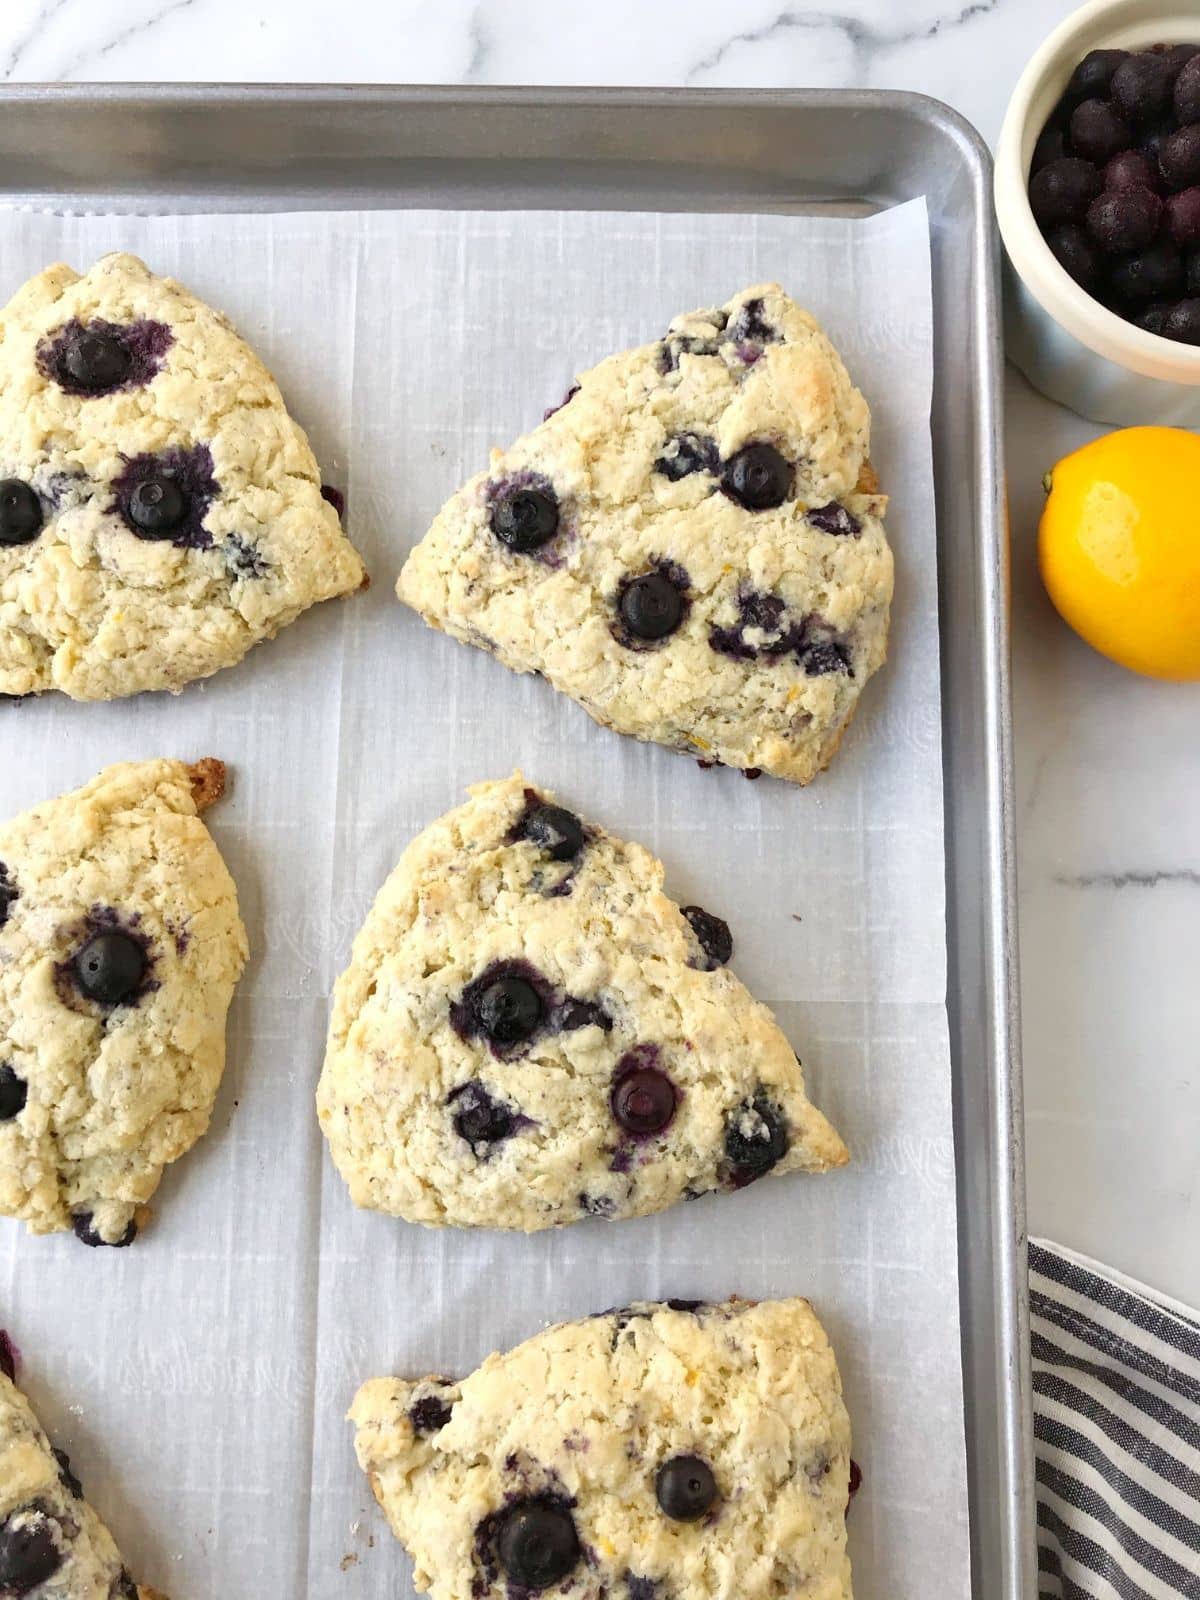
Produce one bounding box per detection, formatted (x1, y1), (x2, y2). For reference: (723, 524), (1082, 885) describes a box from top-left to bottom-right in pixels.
(0, 252), (365, 700)
(398, 283), (892, 785)
(317, 772), (846, 1231)
(0, 1368), (165, 1598)
(351, 1297), (853, 1600)
(0, 759), (248, 1242)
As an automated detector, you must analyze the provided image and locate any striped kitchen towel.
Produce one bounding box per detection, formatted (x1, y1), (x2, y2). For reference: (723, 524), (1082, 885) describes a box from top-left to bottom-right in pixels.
(1030, 1237), (1200, 1599)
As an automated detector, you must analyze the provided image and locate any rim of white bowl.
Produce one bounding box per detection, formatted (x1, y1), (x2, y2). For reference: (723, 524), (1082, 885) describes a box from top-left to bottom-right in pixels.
(995, 0), (1200, 384)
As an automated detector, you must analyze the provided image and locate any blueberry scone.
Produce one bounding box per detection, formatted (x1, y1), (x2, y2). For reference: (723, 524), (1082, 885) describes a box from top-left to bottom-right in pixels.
(351, 1298), (854, 1600)
(0, 1338), (164, 1598)
(317, 773), (846, 1230)
(0, 759), (248, 1245)
(0, 252), (365, 700)
(398, 284), (892, 784)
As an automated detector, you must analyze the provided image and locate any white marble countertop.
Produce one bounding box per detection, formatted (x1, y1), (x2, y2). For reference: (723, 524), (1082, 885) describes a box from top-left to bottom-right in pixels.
(2, 0), (1196, 1309)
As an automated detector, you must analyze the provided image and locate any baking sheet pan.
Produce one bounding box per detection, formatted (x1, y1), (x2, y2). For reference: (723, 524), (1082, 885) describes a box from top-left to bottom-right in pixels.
(0, 87), (1032, 1600)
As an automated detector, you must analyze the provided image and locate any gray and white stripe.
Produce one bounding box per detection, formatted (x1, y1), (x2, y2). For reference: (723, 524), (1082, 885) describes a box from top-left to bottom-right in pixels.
(1031, 1238), (1200, 1600)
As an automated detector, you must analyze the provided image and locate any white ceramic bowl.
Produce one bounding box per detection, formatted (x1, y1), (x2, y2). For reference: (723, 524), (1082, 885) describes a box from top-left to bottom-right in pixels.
(996, 0), (1200, 425)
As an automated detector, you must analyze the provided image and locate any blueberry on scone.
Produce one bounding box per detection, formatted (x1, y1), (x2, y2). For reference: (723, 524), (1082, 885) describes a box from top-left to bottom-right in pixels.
(0, 253), (365, 700)
(397, 284), (892, 784)
(0, 1345), (166, 1597)
(316, 773), (847, 1231)
(0, 760), (247, 1244)
(350, 1298), (854, 1600)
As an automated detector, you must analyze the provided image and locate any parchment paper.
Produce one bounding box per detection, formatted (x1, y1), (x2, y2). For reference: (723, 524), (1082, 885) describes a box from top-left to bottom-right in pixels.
(0, 199), (968, 1598)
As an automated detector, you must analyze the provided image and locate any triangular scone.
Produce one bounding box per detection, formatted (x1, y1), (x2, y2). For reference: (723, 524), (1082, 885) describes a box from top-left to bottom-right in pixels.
(0, 253), (365, 699)
(351, 1298), (854, 1600)
(398, 284), (892, 785)
(0, 759), (248, 1245)
(0, 1343), (166, 1598)
(317, 773), (846, 1231)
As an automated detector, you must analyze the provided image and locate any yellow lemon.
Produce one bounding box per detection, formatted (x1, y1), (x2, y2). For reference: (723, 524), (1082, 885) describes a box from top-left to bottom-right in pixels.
(1039, 426), (1200, 681)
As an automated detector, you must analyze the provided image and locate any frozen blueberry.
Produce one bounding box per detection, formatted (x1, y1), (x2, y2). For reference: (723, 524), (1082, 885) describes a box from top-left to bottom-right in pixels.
(724, 1091), (789, 1185)
(800, 636), (851, 677)
(1163, 297), (1200, 342)
(0, 1065), (27, 1122)
(64, 330), (131, 391)
(126, 472), (189, 539)
(489, 482), (559, 552)
(1104, 148), (1160, 191)
(449, 1081), (517, 1147)
(51, 1448), (83, 1499)
(0, 1509), (63, 1591)
(682, 905), (733, 969)
(1138, 118), (1175, 165)
(726, 296), (775, 344)
(1160, 124), (1200, 192)
(806, 502), (861, 537)
(494, 1499), (580, 1590)
(474, 976), (542, 1045)
(1065, 48), (1129, 106)
(618, 571), (686, 641)
(73, 931), (147, 1006)
(409, 1395), (453, 1434)
(72, 1212), (137, 1248)
(655, 1455), (718, 1522)
(1176, 55), (1200, 123)
(0, 481), (43, 547)
(1029, 158), (1102, 226)
(721, 443), (791, 510)
(611, 1053), (677, 1138)
(1166, 186), (1200, 246)
(654, 432), (717, 481)
(1155, 43), (1200, 75)
(1046, 223), (1103, 292)
(1188, 251), (1200, 294)
(1108, 239), (1183, 302)
(320, 483), (346, 518)
(1086, 185), (1163, 252)
(1112, 52), (1176, 123)
(0, 863), (14, 929)
(522, 803), (584, 862)
(1030, 123), (1068, 176)
(1069, 99), (1131, 165)
(1135, 302), (1170, 335)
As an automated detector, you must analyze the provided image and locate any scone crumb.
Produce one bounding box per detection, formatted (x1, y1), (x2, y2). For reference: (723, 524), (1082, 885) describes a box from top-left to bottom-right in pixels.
(187, 758), (227, 811)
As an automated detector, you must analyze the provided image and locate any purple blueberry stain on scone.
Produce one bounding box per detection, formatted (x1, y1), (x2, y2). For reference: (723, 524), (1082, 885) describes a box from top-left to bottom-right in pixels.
(806, 502), (861, 537)
(681, 905), (733, 970)
(0, 1064), (28, 1123)
(0, 1329), (17, 1382)
(579, 1193), (616, 1218)
(51, 1447), (83, 1500)
(486, 472), (564, 562)
(656, 333), (721, 374)
(54, 906), (157, 1015)
(223, 533), (271, 580)
(612, 559), (691, 650)
(626, 1576), (659, 1600)
(111, 444), (219, 549)
(723, 1089), (790, 1188)
(37, 316), (174, 397)
(448, 1080), (532, 1153)
(708, 588), (852, 677)
(653, 432), (719, 482)
(725, 295), (778, 348)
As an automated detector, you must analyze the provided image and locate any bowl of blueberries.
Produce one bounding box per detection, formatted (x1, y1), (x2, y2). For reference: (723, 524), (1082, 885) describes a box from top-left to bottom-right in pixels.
(996, 0), (1200, 424)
